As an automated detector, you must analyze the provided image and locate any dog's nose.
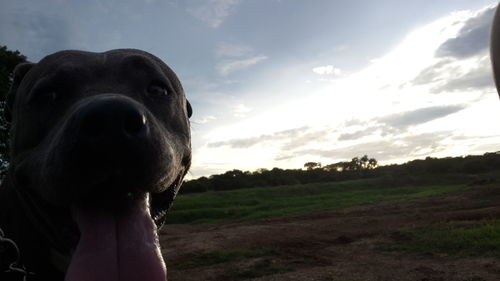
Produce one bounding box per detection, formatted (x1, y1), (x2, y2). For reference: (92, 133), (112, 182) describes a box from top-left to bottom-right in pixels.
(80, 96), (147, 139)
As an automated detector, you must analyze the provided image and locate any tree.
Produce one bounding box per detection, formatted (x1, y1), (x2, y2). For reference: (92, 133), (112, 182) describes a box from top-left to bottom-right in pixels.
(0, 46), (27, 99)
(368, 158), (378, 169)
(324, 161), (351, 172)
(349, 157), (361, 171)
(0, 46), (27, 179)
(350, 155), (377, 171)
(360, 155), (369, 169)
(323, 163), (340, 171)
(304, 162), (321, 170)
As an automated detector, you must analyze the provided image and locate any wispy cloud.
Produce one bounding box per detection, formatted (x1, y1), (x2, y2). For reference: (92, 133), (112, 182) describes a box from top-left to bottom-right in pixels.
(195, 115), (216, 124)
(187, 0), (240, 28)
(336, 105), (465, 141)
(215, 42), (253, 58)
(214, 42), (268, 75)
(232, 103), (252, 118)
(431, 56), (494, 93)
(338, 127), (379, 141)
(376, 105), (466, 131)
(208, 126), (312, 148)
(216, 55), (268, 76)
(277, 131), (454, 162)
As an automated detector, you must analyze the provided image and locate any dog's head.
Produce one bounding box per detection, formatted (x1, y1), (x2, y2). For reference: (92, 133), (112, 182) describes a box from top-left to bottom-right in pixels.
(5, 49), (192, 280)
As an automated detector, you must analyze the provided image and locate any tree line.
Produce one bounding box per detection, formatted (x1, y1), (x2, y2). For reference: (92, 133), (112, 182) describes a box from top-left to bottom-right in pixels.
(304, 155), (377, 171)
(181, 152), (500, 194)
(0, 46), (28, 178)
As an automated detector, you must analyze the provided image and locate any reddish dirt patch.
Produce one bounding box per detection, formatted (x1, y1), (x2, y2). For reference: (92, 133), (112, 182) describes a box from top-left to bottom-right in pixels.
(160, 186), (500, 281)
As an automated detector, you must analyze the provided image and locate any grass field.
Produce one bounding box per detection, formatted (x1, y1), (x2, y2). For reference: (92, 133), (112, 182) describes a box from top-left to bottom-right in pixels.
(164, 180), (500, 281)
(385, 219), (500, 257)
(178, 248), (276, 269)
(167, 177), (471, 224)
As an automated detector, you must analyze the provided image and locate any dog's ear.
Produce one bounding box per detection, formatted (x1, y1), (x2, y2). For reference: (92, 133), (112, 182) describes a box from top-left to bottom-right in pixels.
(186, 100), (192, 118)
(5, 62), (35, 122)
(491, 5), (500, 97)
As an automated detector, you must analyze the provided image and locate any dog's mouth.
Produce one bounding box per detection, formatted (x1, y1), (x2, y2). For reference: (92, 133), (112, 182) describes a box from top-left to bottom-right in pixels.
(65, 193), (167, 281)
(39, 174), (182, 281)
(18, 148), (187, 280)
(11, 151), (185, 280)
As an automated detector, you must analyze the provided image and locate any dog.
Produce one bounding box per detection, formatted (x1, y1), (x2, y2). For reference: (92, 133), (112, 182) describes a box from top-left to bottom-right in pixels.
(0, 49), (192, 280)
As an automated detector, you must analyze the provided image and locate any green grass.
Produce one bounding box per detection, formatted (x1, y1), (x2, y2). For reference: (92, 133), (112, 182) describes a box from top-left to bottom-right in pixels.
(168, 178), (471, 224)
(385, 220), (500, 257)
(178, 248), (275, 269)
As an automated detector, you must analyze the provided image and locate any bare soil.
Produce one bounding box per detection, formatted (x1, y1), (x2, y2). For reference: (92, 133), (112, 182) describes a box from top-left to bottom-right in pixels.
(160, 186), (500, 281)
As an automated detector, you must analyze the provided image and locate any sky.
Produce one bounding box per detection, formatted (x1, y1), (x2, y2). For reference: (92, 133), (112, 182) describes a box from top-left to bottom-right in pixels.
(1, 0), (500, 178)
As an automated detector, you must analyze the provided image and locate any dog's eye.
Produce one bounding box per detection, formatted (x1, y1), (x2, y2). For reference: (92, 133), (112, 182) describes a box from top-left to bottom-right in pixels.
(147, 82), (169, 97)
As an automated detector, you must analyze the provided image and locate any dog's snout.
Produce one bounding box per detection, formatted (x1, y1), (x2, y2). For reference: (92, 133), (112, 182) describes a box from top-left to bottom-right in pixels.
(79, 96), (147, 139)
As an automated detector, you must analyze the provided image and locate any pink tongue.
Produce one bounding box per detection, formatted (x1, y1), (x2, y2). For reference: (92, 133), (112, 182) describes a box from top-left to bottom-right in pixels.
(65, 195), (167, 281)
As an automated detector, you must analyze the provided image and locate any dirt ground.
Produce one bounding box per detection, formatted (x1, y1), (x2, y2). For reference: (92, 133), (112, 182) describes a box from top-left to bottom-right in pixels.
(160, 185), (500, 281)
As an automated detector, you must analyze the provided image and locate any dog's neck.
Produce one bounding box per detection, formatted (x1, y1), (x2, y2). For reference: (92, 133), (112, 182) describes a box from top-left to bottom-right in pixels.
(0, 177), (65, 278)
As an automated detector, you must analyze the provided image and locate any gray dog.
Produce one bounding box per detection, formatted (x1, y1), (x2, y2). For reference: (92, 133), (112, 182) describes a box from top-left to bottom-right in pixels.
(0, 49), (192, 281)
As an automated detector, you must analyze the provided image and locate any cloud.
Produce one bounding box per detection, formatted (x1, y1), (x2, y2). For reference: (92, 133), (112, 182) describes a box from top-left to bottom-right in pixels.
(216, 55), (268, 76)
(406, 5), (496, 94)
(312, 65), (341, 75)
(208, 136), (260, 149)
(215, 42), (253, 58)
(376, 105), (466, 131)
(334, 105), (466, 143)
(214, 42), (268, 75)
(411, 58), (455, 86)
(277, 131), (453, 162)
(430, 55), (494, 93)
(411, 55), (494, 93)
(232, 103), (252, 117)
(187, 0), (240, 28)
(436, 6), (495, 59)
(280, 129), (332, 151)
(409, 6), (496, 94)
(336, 105), (465, 142)
(208, 126), (311, 149)
(338, 127), (379, 141)
(207, 126), (334, 164)
(195, 115), (216, 124)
